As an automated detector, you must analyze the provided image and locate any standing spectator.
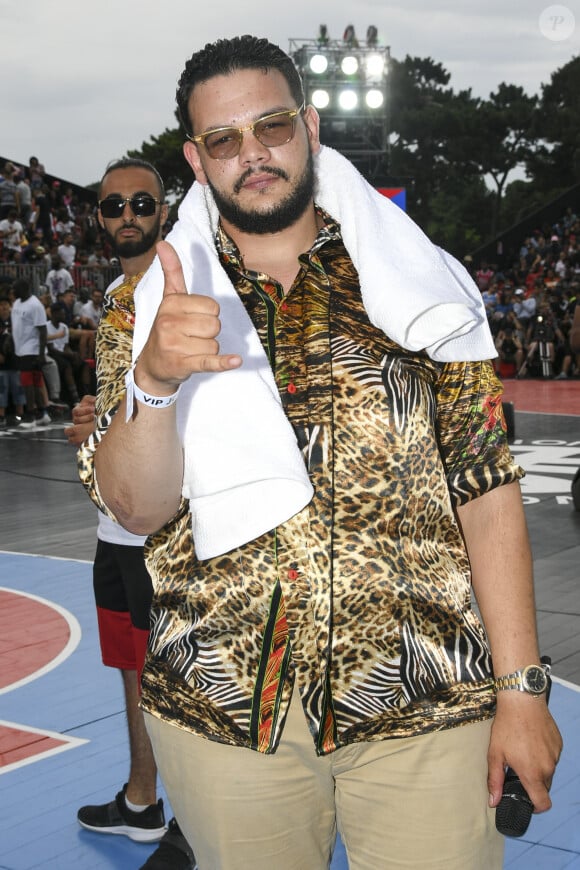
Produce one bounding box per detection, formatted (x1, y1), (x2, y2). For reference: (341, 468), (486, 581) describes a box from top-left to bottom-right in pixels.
(78, 202), (99, 249)
(0, 209), (25, 261)
(15, 172), (32, 228)
(27, 156), (45, 191)
(0, 162), (20, 220)
(68, 157), (195, 869)
(10, 278), (51, 427)
(46, 256), (75, 303)
(58, 232), (77, 268)
(30, 184), (54, 246)
(0, 295), (25, 427)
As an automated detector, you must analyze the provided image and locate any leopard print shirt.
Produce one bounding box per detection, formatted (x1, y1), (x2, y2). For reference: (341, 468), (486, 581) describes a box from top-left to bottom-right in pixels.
(78, 214), (523, 755)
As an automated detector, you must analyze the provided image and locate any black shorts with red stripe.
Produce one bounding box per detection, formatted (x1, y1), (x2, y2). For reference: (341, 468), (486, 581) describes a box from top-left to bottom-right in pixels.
(92, 539), (153, 678)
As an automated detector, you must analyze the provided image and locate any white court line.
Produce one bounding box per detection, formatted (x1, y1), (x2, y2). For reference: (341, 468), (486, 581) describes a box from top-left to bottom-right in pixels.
(0, 719), (88, 775)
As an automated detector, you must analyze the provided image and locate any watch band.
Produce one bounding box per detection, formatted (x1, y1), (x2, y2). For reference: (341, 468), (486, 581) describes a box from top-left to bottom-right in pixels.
(494, 662), (550, 695)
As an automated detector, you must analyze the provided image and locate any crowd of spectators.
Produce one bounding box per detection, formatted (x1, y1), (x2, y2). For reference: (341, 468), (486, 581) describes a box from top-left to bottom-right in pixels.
(0, 156), (127, 294)
(0, 156), (578, 428)
(465, 206), (579, 379)
(0, 156), (120, 424)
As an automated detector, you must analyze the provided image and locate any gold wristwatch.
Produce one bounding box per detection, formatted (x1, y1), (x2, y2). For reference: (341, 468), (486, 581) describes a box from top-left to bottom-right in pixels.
(494, 663), (550, 696)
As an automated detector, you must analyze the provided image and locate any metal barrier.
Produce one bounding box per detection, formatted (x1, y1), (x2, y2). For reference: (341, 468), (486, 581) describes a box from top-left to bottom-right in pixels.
(0, 263), (121, 297)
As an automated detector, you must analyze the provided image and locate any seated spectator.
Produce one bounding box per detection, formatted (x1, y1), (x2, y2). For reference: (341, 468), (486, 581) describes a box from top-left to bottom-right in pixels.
(46, 303), (88, 405)
(0, 295), (25, 427)
(79, 288), (103, 330)
(57, 287), (95, 360)
(475, 260), (495, 292)
(512, 287), (537, 328)
(494, 319), (524, 376)
(0, 209), (26, 262)
(481, 281), (498, 318)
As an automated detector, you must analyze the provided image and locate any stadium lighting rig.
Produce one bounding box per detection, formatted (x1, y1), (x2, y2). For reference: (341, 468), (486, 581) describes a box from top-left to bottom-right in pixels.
(289, 24), (391, 180)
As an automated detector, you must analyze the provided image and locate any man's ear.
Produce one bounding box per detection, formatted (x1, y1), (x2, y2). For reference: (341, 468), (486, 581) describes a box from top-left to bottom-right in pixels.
(97, 210), (105, 230)
(303, 105), (321, 156)
(183, 141), (208, 185)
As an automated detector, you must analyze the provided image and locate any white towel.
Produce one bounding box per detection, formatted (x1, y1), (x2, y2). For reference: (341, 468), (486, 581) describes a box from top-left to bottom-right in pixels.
(133, 145), (495, 560)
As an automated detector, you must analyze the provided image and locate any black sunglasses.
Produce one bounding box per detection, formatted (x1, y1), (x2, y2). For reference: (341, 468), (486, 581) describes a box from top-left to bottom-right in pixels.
(98, 194), (162, 219)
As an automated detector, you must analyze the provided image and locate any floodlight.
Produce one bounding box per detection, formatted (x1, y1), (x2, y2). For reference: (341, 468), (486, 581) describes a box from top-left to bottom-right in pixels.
(310, 54), (328, 74)
(338, 89), (358, 110)
(365, 89), (384, 109)
(365, 54), (385, 78)
(341, 55), (359, 76)
(311, 89), (330, 109)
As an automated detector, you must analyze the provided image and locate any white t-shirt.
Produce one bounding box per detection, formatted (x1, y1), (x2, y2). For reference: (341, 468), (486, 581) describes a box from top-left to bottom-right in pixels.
(11, 295), (47, 355)
(45, 267), (74, 302)
(58, 242), (76, 269)
(97, 510), (147, 546)
(80, 299), (102, 325)
(46, 319), (69, 352)
(0, 217), (24, 252)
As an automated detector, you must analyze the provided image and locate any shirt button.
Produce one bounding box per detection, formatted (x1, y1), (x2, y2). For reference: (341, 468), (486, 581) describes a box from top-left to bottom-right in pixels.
(287, 569), (299, 580)
(287, 382), (297, 394)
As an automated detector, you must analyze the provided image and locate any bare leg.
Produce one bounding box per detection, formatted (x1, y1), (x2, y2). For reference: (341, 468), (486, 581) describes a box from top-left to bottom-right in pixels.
(121, 668), (158, 806)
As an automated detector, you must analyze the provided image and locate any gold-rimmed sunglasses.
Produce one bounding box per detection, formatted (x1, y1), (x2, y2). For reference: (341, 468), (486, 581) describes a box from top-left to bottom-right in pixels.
(187, 104), (305, 160)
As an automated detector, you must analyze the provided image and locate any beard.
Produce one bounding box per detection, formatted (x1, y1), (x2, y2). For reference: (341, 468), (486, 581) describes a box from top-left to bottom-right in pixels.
(102, 216), (162, 259)
(206, 150), (315, 235)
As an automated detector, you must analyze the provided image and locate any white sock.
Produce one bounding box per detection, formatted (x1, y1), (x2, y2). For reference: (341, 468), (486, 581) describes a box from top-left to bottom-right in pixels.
(124, 794), (151, 812)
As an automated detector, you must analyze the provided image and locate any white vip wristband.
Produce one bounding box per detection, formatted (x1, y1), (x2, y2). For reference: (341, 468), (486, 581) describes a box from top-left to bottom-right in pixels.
(125, 366), (181, 422)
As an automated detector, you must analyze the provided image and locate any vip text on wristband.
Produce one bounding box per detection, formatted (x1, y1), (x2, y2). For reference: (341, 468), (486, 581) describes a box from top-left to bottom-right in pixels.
(125, 366), (181, 421)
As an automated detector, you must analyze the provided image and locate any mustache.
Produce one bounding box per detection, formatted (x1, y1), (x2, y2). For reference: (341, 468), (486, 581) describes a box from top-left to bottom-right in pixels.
(233, 166), (289, 195)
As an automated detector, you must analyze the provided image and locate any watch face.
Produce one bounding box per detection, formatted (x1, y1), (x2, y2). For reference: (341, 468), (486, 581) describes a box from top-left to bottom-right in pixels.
(523, 665), (548, 694)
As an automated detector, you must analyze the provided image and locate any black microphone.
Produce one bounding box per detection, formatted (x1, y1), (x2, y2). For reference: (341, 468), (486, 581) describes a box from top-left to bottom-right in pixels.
(495, 656), (552, 838)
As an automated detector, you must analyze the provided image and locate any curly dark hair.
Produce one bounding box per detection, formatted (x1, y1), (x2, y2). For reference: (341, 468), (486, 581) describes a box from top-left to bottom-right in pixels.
(99, 158), (165, 202)
(176, 35), (304, 137)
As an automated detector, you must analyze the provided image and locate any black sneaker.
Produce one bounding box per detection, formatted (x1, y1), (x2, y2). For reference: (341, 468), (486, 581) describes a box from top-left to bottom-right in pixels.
(140, 817), (197, 869)
(77, 783), (167, 842)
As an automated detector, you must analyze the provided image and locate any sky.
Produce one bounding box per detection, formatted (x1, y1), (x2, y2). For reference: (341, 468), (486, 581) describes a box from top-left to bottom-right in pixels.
(1, 0), (578, 188)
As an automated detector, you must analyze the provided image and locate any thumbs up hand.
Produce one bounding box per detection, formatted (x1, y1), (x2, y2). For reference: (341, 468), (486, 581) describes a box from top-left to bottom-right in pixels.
(135, 240), (242, 393)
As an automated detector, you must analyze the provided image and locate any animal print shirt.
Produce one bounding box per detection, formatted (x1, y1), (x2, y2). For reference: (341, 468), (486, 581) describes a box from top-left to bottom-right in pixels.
(79, 213), (524, 755)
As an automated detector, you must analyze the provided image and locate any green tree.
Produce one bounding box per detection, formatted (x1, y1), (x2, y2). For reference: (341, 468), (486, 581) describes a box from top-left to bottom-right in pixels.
(472, 84), (538, 236)
(387, 55), (487, 252)
(127, 114), (192, 207)
(528, 55), (580, 193)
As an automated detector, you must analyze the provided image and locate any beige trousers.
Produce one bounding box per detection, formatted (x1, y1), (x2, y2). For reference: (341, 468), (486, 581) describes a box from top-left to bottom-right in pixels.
(145, 691), (504, 870)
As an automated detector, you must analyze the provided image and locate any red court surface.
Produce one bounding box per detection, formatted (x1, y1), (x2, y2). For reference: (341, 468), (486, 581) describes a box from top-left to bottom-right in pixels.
(501, 378), (579, 416)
